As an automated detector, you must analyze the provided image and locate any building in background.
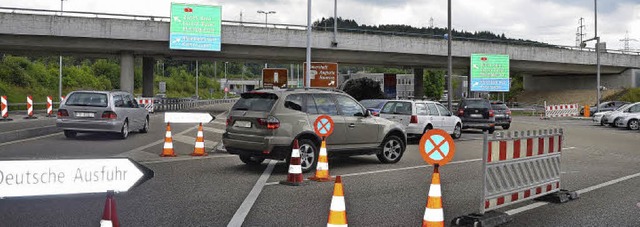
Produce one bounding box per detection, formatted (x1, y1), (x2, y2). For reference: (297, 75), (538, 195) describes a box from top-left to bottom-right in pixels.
(340, 73), (415, 99)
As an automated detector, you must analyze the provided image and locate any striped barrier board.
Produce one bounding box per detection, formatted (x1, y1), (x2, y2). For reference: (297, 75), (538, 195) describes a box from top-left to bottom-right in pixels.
(544, 103), (579, 118)
(137, 98), (154, 113)
(483, 129), (563, 211)
(452, 129), (578, 227)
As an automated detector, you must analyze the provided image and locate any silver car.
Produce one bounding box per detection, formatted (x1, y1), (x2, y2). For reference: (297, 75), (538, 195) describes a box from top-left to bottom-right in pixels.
(56, 91), (150, 139)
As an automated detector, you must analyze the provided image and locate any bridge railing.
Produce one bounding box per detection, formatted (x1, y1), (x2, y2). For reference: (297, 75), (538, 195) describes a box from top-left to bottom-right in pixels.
(2, 6), (639, 55)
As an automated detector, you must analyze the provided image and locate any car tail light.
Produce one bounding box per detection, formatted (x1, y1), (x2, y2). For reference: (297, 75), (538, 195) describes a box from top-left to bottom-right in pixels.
(226, 116), (232, 127)
(506, 110), (512, 115)
(101, 111), (117, 119)
(410, 115), (418, 124)
(57, 109), (69, 117)
(457, 109), (464, 116)
(258, 116), (280, 129)
(372, 112), (379, 116)
(489, 110), (495, 117)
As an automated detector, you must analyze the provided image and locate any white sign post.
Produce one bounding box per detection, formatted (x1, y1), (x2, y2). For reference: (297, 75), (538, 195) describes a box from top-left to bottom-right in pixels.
(0, 158), (153, 198)
(164, 112), (214, 123)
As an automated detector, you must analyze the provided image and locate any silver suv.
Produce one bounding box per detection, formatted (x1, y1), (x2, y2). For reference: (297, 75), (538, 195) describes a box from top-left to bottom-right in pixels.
(223, 89), (407, 172)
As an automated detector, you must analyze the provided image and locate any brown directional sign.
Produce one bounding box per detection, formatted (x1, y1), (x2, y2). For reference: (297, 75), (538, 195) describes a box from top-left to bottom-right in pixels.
(303, 62), (338, 88)
(262, 68), (288, 89)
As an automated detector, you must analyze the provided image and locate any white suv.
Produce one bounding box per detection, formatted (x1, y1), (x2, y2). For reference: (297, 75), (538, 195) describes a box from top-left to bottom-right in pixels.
(379, 100), (462, 139)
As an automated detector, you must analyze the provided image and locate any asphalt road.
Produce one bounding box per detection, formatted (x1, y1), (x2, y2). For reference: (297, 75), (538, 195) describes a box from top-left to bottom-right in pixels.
(0, 116), (639, 226)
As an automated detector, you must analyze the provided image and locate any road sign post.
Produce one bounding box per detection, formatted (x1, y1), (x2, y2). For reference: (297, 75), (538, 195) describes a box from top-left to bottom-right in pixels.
(0, 158), (153, 198)
(419, 129), (455, 227)
(310, 115), (335, 182)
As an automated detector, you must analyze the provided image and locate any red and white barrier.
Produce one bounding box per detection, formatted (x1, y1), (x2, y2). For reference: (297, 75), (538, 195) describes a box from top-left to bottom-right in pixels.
(137, 98), (154, 113)
(1, 96), (9, 120)
(46, 96), (53, 117)
(544, 103), (579, 118)
(26, 95), (36, 118)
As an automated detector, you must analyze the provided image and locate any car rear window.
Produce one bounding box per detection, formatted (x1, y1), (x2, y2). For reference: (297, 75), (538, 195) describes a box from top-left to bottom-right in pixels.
(491, 103), (508, 110)
(232, 92), (278, 112)
(463, 100), (490, 109)
(65, 92), (108, 107)
(381, 101), (412, 115)
(360, 100), (386, 109)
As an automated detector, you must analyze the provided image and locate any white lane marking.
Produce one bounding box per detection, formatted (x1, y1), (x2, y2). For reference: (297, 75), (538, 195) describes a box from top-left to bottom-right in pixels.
(141, 154), (236, 164)
(227, 160), (277, 227)
(505, 202), (549, 216)
(563, 147), (577, 150)
(505, 171), (640, 215)
(264, 158), (482, 186)
(0, 132), (62, 147)
(202, 126), (226, 134)
(561, 171), (580, 174)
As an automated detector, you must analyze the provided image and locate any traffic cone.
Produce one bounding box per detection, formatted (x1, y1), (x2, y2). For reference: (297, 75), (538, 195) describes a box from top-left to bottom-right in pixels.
(160, 123), (176, 157)
(327, 176), (347, 227)
(422, 165), (444, 227)
(280, 139), (305, 186)
(191, 123), (207, 156)
(100, 191), (119, 227)
(309, 139), (334, 182)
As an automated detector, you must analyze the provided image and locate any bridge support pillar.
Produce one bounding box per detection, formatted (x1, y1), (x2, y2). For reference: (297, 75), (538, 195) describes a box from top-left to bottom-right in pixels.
(120, 52), (135, 93)
(142, 57), (154, 97)
(413, 68), (424, 99)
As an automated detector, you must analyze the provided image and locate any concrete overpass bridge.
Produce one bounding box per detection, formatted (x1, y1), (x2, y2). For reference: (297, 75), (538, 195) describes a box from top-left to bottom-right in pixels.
(1, 7), (639, 97)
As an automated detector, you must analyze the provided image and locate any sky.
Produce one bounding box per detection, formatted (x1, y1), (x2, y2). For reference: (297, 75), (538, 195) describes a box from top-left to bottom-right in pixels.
(3, 0), (640, 50)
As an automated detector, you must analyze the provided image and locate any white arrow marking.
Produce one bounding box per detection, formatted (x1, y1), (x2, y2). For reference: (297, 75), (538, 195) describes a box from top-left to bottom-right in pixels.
(328, 81), (335, 86)
(0, 159), (151, 198)
(165, 112), (214, 123)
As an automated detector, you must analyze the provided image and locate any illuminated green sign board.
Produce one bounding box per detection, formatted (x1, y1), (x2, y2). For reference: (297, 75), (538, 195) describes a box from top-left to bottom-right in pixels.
(170, 3), (222, 51)
(470, 54), (510, 92)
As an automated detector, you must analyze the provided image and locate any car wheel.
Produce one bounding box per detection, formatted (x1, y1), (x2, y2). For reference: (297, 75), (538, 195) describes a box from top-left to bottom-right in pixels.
(628, 119), (639, 130)
(377, 135), (404, 163)
(612, 119), (619, 127)
(298, 139), (319, 173)
(119, 121), (129, 139)
(64, 130), (76, 138)
(488, 127), (495, 134)
(502, 124), (510, 130)
(139, 117), (149, 133)
(451, 123), (462, 139)
(239, 155), (265, 165)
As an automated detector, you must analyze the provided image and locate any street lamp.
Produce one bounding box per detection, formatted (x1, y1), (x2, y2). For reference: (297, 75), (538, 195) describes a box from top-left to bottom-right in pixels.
(59, 0), (68, 102)
(580, 0), (601, 114)
(224, 62), (228, 99)
(257, 10), (276, 28)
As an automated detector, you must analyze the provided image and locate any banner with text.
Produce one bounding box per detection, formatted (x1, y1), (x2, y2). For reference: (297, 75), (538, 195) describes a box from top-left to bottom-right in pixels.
(170, 3), (222, 51)
(303, 62), (339, 88)
(470, 54), (510, 92)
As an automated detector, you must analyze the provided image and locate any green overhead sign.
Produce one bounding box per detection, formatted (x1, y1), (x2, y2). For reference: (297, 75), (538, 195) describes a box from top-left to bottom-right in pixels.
(470, 54), (510, 92)
(169, 3), (222, 51)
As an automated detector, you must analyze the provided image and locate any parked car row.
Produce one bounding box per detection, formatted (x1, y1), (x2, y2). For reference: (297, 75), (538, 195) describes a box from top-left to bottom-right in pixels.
(592, 102), (640, 130)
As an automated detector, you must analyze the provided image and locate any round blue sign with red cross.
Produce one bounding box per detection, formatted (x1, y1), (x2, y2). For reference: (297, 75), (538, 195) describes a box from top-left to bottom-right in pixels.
(313, 115), (334, 137)
(419, 129), (456, 166)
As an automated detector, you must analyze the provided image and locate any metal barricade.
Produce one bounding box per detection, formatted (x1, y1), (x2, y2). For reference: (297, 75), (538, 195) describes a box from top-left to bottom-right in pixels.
(544, 102), (579, 118)
(482, 129), (562, 213)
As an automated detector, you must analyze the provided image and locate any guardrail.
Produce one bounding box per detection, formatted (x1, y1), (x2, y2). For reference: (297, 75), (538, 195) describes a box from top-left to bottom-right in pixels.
(153, 98), (237, 112)
(2, 6), (639, 55)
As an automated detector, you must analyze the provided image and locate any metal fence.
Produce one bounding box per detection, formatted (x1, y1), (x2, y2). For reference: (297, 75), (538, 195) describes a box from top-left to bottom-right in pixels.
(4, 98), (237, 114)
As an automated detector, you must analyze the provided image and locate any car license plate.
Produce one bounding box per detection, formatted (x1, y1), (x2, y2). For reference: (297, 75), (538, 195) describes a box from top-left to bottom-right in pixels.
(234, 121), (252, 128)
(495, 114), (504, 118)
(75, 112), (94, 118)
(470, 114), (482, 118)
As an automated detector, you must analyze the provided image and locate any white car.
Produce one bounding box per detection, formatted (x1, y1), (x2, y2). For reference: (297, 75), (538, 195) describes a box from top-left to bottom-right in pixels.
(379, 100), (462, 139)
(613, 105), (640, 130)
(601, 102), (640, 126)
(592, 111), (611, 126)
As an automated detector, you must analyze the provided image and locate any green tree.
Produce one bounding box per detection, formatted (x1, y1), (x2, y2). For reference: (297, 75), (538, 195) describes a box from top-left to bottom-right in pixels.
(423, 70), (445, 100)
(342, 77), (384, 101)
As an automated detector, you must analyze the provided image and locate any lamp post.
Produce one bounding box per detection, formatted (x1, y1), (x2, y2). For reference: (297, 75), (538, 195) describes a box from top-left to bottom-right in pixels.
(59, 0), (68, 102)
(257, 10), (276, 28)
(580, 0), (601, 114)
(305, 0), (312, 88)
(224, 62), (228, 99)
(447, 0), (453, 110)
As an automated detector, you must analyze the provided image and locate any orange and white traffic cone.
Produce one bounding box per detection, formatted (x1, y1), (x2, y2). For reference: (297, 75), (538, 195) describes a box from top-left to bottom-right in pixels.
(309, 139), (334, 182)
(100, 191), (119, 227)
(327, 176), (348, 227)
(0, 96), (12, 121)
(191, 123), (207, 156)
(280, 139), (305, 186)
(422, 165), (444, 227)
(160, 123), (176, 157)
